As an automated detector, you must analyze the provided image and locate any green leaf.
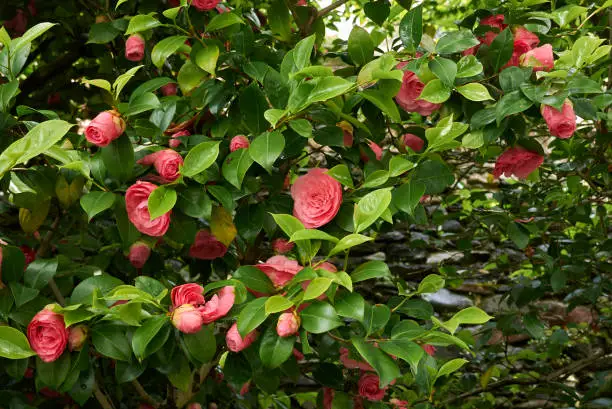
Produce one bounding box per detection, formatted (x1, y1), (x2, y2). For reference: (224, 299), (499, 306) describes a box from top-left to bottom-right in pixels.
(102, 135), (134, 183)
(131, 77), (175, 102)
(335, 291), (365, 321)
(363, 170), (389, 189)
(0, 327), (35, 359)
(364, 1), (390, 26)
(329, 234), (374, 256)
(184, 325), (216, 363)
(265, 295), (294, 314)
(113, 65), (143, 98)
(456, 83), (493, 101)
(507, 221), (530, 249)
(379, 339), (423, 371)
(413, 160), (454, 194)
(132, 316), (169, 361)
(168, 355), (191, 392)
(11, 23), (56, 56)
(270, 213), (305, 237)
(361, 89), (401, 122)
(24, 258), (58, 290)
(306, 77), (354, 105)
(428, 57), (457, 87)
(195, 44), (219, 76)
(0, 120), (73, 178)
(303, 277), (333, 300)
(436, 358), (468, 380)
(92, 325), (132, 361)
(499, 67), (532, 93)
(551, 5), (588, 28)
(152, 35), (188, 69)
(489, 28), (514, 71)
(392, 181), (425, 215)
(240, 84), (269, 134)
(418, 274), (445, 294)
(388, 156), (415, 177)
(80, 192), (116, 221)
(354, 188), (392, 232)
(418, 79), (451, 103)
(259, 326), (295, 368)
(182, 141), (220, 177)
(147, 185), (176, 220)
(495, 90), (533, 125)
(301, 302), (343, 333)
(125, 92), (160, 116)
(351, 260), (390, 283)
(268, 0), (292, 42)
(237, 297), (269, 337)
(348, 26), (374, 66)
(222, 148), (254, 189)
(234, 266), (275, 294)
(249, 131), (284, 173)
(462, 130), (484, 148)
(399, 5), (422, 52)
(0, 80), (19, 111)
(87, 22), (121, 44)
(352, 337), (400, 387)
(456, 55), (483, 78)
(9, 282), (39, 308)
(126, 14), (162, 35)
(436, 30), (479, 54)
(289, 229), (339, 243)
(177, 60), (206, 94)
(37, 353), (70, 388)
(293, 34), (316, 71)
(289, 119), (312, 138)
(326, 164), (354, 188)
(363, 304), (391, 335)
(206, 12), (244, 32)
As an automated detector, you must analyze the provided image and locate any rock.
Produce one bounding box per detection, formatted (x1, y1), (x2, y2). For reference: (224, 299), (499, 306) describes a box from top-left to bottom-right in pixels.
(481, 294), (519, 314)
(454, 282), (495, 295)
(423, 288), (473, 309)
(410, 232), (431, 243)
(442, 220), (463, 233)
(364, 251), (386, 261)
(377, 231), (405, 241)
(426, 251), (464, 264)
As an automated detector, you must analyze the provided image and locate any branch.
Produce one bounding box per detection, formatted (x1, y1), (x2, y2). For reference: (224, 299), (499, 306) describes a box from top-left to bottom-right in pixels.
(36, 215), (66, 307)
(93, 382), (115, 409)
(132, 380), (159, 408)
(318, 0), (351, 18)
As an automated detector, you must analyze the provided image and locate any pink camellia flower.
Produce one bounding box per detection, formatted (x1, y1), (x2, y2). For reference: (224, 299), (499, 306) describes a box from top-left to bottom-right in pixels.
(239, 380), (251, 396)
(462, 14), (507, 56)
(339, 347), (374, 371)
(171, 283), (205, 308)
(5, 9), (27, 37)
(192, 0), (220, 11)
(358, 373), (387, 401)
(276, 312), (300, 337)
(229, 135), (250, 152)
(390, 399), (409, 409)
(316, 261), (337, 273)
(68, 325), (88, 351)
(272, 238), (294, 254)
(187, 403), (202, 409)
(125, 34), (145, 62)
(128, 241), (151, 269)
(21, 245), (36, 266)
(172, 304), (204, 334)
(506, 27), (539, 67)
(27, 307), (69, 362)
(493, 147), (544, 179)
(422, 344), (436, 356)
(85, 110), (126, 147)
(296, 0), (307, 5)
(189, 230), (228, 260)
(255, 255), (302, 288)
(161, 83), (178, 96)
(226, 322), (257, 352)
(125, 181), (171, 236)
(402, 133), (425, 153)
(361, 140), (383, 163)
(541, 100), (576, 139)
(291, 168), (342, 229)
(137, 149), (184, 183)
(323, 388), (334, 409)
(200, 286), (235, 324)
(170, 130), (190, 148)
(520, 44), (554, 72)
(395, 64), (441, 116)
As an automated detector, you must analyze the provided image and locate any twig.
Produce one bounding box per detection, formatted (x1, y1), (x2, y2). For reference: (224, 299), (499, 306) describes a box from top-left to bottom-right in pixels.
(318, 0), (351, 18)
(132, 379), (159, 408)
(93, 382), (115, 409)
(36, 215), (66, 307)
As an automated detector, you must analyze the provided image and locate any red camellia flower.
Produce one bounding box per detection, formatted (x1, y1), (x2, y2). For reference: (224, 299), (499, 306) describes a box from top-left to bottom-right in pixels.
(192, 0), (220, 11)
(357, 373), (387, 401)
(226, 322), (257, 352)
(276, 312), (300, 337)
(323, 388), (334, 409)
(395, 63), (441, 116)
(462, 14), (507, 56)
(507, 27), (539, 67)
(541, 100), (576, 139)
(68, 325), (88, 351)
(200, 286), (235, 324)
(339, 347), (374, 371)
(422, 344), (436, 356)
(27, 307), (69, 362)
(520, 44), (554, 71)
(402, 133), (425, 153)
(172, 304), (203, 334)
(255, 255), (302, 288)
(137, 149), (184, 183)
(170, 130), (190, 148)
(493, 147), (544, 179)
(125, 34), (145, 62)
(229, 135), (250, 152)
(189, 230), (228, 260)
(272, 238), (294, 254)
(171, 283), (205, 309)
(85, 110), (126, 147)
(125, 181), (171, 237)
(161, 83), (177, 96)
(20, 245), (37, 266)
(291, 168), (342, 229)
(128, 241), (151, 269)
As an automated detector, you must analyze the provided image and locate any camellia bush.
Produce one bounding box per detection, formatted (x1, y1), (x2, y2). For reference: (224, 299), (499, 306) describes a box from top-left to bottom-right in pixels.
(0, 0), (610, 409)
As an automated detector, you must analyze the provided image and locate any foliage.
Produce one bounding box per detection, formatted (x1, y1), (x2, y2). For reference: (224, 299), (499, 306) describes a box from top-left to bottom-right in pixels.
(0, 0), (610, 409)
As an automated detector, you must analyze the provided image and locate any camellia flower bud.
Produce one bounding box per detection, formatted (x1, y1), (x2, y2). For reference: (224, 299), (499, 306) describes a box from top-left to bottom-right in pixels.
(276, 311), (300, 337)
(125, 34), (145, 62)
(172, 304), (203, 334)
(161, 83), (177, 96)
(187, 403), (202, 409)
(170, 130), (190, 148)
(128, 241), (151, 269)
(85, 110), (126, 147)
(68, 324), (88, 351)
(226, 322), (257, 352)
(229, 135), (250, 152)
(272, 238), (294, 254)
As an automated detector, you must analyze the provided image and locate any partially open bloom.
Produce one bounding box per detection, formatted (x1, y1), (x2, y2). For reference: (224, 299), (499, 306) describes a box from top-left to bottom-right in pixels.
(192, 0), (220, 11)
(520, 44), (554, 72)
(200, 286), (235, 324)
(189, 230), (228, 260)
(172, 304), (204, 334)
(272, 238), (294, 254)
(395, 63), (441, 116)
(291, 168), (342, 229)
(402, 133), (425, 153)
(128, 241), (151, 269)
(68, 325), (88, 351)
(27, 307), (69, 362)
(493, 147), (544, 179)
(125, 181), (171, 237)
(358, 373), (387, 401)
(170, 130), (190, 148)
(226, 322), (257, 352)
(230, 135), (250, 152)
(256, 256), (302, 288)
(125, 34), (145, 62)
(276, 312), (300, 337)
(85, 110), (126, 147)
(541, 100), (576, 139)
(137, 149), (183, 183)
(172, 283), (205, 308)
(507, 27), (539, 67)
